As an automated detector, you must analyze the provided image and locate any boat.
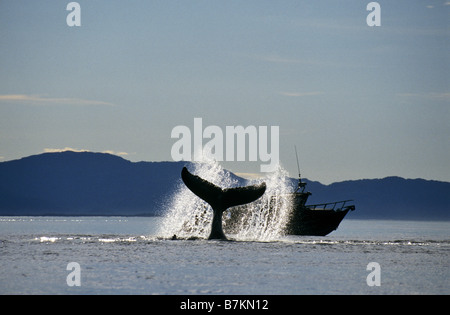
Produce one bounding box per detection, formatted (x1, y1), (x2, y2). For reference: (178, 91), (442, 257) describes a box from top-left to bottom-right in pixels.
(224, 177), (355, 237)
(224, 148), (355, 236)
(283, 179), (355, 236)
(285, 146), (355, 236)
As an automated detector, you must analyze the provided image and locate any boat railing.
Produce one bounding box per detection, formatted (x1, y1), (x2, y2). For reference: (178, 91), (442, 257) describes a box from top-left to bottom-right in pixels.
(306, 199), (355, 211)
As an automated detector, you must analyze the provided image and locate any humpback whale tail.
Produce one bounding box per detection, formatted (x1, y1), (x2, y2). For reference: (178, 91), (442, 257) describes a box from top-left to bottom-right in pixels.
(181, 167), (266, 240)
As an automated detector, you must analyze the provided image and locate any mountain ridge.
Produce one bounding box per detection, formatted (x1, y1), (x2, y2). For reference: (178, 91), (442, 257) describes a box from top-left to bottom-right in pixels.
(0, 151), (449, 220)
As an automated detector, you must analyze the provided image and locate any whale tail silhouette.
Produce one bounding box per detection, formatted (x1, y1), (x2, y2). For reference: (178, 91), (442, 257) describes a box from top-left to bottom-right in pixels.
(181, 167), (266, 240)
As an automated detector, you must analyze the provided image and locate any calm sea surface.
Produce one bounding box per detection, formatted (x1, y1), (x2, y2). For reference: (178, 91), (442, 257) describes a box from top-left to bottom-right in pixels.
(0, 216), (448, 295)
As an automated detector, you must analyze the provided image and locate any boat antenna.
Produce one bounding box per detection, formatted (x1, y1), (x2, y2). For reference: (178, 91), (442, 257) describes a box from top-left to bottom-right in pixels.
(294, 146), (306, 192)
(294, 145), (301, 180)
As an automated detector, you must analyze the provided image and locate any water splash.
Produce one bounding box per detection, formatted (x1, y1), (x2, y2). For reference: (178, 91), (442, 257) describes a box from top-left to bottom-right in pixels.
(230, 167), (294, 241)
(157, 159), (294, 241)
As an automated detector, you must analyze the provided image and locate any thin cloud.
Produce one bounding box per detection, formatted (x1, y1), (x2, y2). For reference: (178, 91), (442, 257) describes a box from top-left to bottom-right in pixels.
(0, 94), (115, 106)
(256, 55), (307, 65)
(397, 92), (450, 102)
(279, 91), (323, 97)
(254, 54), (366, 69)
(429, 92), (450, 100)
(43, 147), (89, 153)
(101, 150), (129, 156)
(255, 54), (323, 66)
(43, 148), (129, 157)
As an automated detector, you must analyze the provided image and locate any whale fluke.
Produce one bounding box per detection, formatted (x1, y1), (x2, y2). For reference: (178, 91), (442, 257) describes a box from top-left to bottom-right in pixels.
(181, 167), (266, 240)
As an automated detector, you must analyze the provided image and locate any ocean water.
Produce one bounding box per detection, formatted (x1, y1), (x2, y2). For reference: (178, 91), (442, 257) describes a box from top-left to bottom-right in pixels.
(0, 216), (448, 295)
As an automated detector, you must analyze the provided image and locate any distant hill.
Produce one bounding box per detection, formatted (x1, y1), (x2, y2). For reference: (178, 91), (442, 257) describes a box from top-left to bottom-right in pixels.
(0, 152), (186, 216)
(300, 177), (450, 220)
(0, 151), (449, 220)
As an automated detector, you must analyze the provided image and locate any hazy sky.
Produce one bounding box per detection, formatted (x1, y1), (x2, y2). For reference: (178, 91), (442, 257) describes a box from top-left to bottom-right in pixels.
(1, 1), (449, 184)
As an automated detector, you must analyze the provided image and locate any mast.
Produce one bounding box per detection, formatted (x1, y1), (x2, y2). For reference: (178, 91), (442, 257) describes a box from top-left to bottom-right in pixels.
(294, 146), (307, 193)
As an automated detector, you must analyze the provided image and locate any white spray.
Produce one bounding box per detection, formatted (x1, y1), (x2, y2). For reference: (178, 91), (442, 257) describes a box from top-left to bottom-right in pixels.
(158, 158), (294, 241)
